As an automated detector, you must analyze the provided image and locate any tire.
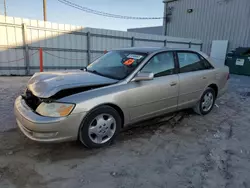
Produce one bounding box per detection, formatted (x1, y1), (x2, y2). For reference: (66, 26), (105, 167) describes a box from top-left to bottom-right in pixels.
(193, 87), (216, 115)
(79, 105), (122, 148)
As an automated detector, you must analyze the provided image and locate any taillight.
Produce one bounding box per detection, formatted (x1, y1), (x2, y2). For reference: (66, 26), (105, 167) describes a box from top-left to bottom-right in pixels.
(227, 73), (230, 80)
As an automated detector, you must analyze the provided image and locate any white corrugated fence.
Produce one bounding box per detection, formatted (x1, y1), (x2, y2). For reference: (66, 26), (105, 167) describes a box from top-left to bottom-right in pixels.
(0, 15), (202, 75)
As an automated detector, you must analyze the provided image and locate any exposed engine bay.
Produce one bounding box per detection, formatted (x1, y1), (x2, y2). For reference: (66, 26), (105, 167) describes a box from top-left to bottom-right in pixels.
(22, 84), (111, 111)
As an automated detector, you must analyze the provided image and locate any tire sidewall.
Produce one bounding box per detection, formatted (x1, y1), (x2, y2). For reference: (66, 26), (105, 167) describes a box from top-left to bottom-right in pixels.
(79, 105), (122, 148)
(199, 88), (216, 115)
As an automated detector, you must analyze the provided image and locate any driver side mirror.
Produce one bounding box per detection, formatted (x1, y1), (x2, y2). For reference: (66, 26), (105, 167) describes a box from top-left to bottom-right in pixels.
(131, 72), (154, 82)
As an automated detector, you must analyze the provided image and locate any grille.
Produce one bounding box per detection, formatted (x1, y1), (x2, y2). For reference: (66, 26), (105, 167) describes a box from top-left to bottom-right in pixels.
(22, 89), (41, 111)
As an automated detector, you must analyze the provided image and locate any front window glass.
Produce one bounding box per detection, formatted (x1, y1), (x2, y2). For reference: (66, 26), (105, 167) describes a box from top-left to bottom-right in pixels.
(87, 51), (147, 80)
(141, 52), (175, 77)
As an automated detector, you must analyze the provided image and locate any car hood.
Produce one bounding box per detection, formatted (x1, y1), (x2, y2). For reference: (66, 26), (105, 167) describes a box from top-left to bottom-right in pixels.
(27, 70), (118, 98)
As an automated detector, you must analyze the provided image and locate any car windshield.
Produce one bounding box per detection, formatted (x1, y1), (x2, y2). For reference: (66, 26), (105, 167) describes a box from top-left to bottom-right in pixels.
(86, 51), (147, 80)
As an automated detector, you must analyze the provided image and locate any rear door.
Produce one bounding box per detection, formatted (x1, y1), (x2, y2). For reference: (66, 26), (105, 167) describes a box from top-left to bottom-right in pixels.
(176, 51), (214, 110)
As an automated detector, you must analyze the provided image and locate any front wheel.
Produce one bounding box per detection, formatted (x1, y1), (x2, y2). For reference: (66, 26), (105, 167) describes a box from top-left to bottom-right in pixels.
(79, 105), (122, 148)
(193, 87), (216, 115)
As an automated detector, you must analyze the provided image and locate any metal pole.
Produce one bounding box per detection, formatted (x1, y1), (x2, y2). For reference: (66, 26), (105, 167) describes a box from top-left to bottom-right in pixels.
(22, 23), (30, 75)
(87, 32), (91, 65)
(131, 37), (135, 47)
(163, 0), (168, 36)
(43, 0), (47, 21)
(163, 0), (177, 36)
(4, 0), (7, 16)
(164, 40), (167, 47)
(39, 48), (44, 72)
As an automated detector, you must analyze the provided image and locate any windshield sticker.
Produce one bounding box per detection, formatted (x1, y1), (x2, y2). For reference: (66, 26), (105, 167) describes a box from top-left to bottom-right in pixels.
(123, 58), (135, 66)
(127, 54), (143, 60)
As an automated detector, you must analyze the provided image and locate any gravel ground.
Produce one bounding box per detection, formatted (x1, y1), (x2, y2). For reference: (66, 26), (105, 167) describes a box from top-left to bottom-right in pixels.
(0, 75), (250, 188)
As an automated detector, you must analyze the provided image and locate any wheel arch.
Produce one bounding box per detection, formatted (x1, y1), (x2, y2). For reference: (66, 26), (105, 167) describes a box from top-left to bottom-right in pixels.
(207, 83), (218, 98)
(77, 102), (125, 143)
(83, 103), (125, 128)
(102, 103), (125, 128)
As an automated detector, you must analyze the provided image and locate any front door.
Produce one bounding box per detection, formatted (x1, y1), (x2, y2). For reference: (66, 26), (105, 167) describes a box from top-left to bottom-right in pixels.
(127, 52), (179, 122)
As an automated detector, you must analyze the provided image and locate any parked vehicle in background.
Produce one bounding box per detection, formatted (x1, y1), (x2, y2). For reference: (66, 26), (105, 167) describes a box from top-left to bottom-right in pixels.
(14, 47), (229, 148)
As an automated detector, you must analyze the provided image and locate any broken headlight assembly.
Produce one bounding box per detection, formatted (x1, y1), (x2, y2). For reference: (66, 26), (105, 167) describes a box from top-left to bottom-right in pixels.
(36, 102), (75, 117)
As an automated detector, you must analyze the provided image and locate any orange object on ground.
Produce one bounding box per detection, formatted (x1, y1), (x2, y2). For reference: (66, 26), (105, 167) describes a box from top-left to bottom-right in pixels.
(123, 58), (135, 66)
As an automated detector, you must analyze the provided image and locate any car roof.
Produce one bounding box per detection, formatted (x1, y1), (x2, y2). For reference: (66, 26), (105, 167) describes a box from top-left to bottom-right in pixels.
(114, 47), (203, 54)
(111, 47), (218, 70)
(113, 47), (213, 66)
(114, 47), (163, 53)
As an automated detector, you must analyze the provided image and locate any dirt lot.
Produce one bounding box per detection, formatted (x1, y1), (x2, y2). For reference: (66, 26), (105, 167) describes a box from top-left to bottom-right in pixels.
(0, 75), (250, 188)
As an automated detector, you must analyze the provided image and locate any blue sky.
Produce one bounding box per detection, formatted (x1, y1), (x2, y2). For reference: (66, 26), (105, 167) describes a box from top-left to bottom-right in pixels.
(1, 0), (164, 30)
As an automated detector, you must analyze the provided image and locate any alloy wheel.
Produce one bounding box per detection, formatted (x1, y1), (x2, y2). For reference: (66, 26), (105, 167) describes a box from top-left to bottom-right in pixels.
(88, 113), (116, 144)
(201, 92), (214, 112)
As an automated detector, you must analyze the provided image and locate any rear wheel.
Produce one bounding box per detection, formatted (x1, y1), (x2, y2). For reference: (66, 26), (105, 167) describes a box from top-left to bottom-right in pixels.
(79, 105), (122, 148)
(194, 87), (215, 115)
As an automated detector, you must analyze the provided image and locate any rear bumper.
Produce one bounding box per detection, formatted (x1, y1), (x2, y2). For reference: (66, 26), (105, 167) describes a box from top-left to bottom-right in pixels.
(14, 96), (86, 143)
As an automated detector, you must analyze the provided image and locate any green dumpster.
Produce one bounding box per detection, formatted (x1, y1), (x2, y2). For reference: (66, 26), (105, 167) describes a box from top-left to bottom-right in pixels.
(226, 47), (250, 76)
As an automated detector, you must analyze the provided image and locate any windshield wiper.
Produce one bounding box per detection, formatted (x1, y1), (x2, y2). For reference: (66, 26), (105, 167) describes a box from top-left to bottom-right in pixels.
(87, 69), (106, 77)
(87, 69), (119, 80)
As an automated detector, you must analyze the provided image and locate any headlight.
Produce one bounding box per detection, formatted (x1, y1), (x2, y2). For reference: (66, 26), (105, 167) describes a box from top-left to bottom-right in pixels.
(36, 102), (75, 117)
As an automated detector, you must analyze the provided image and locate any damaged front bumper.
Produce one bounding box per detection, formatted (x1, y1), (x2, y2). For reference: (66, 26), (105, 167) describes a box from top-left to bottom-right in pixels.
(14, 96), (86, 143)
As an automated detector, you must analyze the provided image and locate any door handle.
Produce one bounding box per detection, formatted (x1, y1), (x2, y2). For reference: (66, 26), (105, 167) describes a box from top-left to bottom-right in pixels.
(170, 82), (177, 86)
(202, 76), (207, 79)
